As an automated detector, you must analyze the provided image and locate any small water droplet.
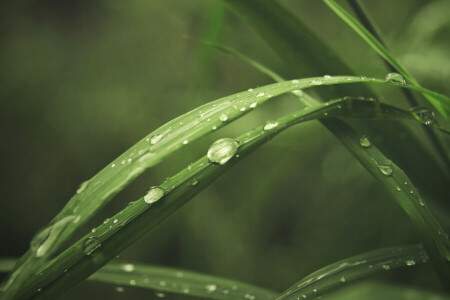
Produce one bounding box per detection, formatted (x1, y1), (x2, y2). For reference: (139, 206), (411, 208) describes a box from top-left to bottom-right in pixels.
(382, 264), (390, 270)
(409, 190), (414, 195)
(155, 292), (166, 298)
(83, 237), (101, 255)
(191, 179), (198, 186)
(183, 288), (190, 294)
(263, 121), (279, 130)
(103, 218), (110, 224)
(159, 281), (166, 286)
(91, 228), (96, 233)
(311, 79), (323, 85)
(240, 107), (246, 111)
(359, 135), (371, 148)
(405, 260), (416, 266)
(249, 102), (257, 108)
(219, 113), (228, 122)
(340, 276), (346, 283)
(123, 264), (135, 272)
(248, 88), (254, 92)
(292, 79), (299, 84)
(205, 284), (217, 293)
(183, 140), (189, 145)
(129, 279), (136, 286)
(323, 75), (332, 79)
(115, 286), (125, 293)
(212, 125), (217, 130)
(207, 138), (239, 165)
(396, 186), (401, 191)
(111, 164), (116, 168)
(144, 187), (165, 204)
(385, 73), (405, 84)
(256, 92), (265, 97)
(418, 199), (425, 206)
(76, 181), (90, 194)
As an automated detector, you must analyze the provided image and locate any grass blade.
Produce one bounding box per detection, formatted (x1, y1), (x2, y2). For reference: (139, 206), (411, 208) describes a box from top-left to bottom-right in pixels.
(0, 259), (277, 300)
(11, 96), (446, 299)
(278, 245), (428, 300)
(323, 0), (450, 119)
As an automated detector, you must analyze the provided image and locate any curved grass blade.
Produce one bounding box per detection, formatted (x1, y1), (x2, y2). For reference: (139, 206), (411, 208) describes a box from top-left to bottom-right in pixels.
(5, 74), (447, 300)
(0, 259), (277, 300)
(323, 0), (450, 119)
(278, 245), (428, 300)
(12, 98), (448, 299)
(325, 281), (449, 300)
(91, 262), (277, 300)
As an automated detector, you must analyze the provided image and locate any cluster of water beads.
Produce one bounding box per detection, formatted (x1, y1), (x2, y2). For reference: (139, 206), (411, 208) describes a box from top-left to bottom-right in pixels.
(207, 138), (239, 165)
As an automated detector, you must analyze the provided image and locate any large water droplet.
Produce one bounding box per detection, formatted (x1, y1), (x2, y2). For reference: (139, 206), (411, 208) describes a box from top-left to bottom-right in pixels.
(144, 187), (165, 204)
(359, 135), (371, 148)
(207, 138), (239, 165)
(83, 237), (101, 255)
(377, 163), (393, 176)
(219, 113), (228, 122)
(385, 73), (405, 84)
(263, 121), (279, 130)
(30, 216), (77, 257)
(410, 107), (435, 125)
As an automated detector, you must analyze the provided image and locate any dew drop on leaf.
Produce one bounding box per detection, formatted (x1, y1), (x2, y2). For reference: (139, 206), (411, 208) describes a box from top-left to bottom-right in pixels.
(359, 135), (371, 148)
(207, 138), (239, 165)
(377, 164), (393, 176)
(384, 73), (405, 84)
(311, 79), (323, 85)
(205, 284), (217, 293)
(410, 107), (435, 125)
(405, 259), (416, 266)
(150, 134), (163, 145)
(219, 113), (228, 122)
(76, 180), (90, 194)
(155, 292), (166, 298)
(263, 121), (279, 130)
(83, 237), (101, 255)
(144, 187), (165, 204)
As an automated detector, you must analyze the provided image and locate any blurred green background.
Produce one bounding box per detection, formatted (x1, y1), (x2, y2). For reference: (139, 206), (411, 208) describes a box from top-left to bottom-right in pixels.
(0, 0), (449, 299)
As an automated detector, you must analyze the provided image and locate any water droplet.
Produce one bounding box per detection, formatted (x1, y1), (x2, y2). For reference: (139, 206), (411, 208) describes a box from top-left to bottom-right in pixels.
(76, 181), (90, 194)
(113, 219), (118, 224)
(256, 92), (265, 97)
(91, 228), (96, 233)
(176, 272), (183, 278)
(159, 281), (166, 286)
(410, 107), (435, 125)
(205, 284), (217, 293)
(123, 264), (135, 272)
(409, 190), (415, 195)
(183, 288), (190, 294)
(311, 79), (323, 85)
(144, 187), (165, 204)
(385, 73), (405, 84)
(359, 135), (371, 148)
(382, 264), (390, 270)
(292, 79), (299, 84)
(183, 140), (189, 145)
(396, 186), (401, 191)
(249, 102), (257, 108)
(263, 121), (279, 130)
(219, 113), (228, 122)
(212, 125), (217, 130)
(115, 286), (125, 293)
(129, 279), (136, 285)
(207, 138), (239, 165)
(418, 199), (425, 207)
(340, 276), (346, 283)
(377, 164), (393, 176)
(83, 237), (101, 255)
(155, 292), (166, 298)
(191, 179), (198, 186)
(323, 75), (332, 79)
(405, 259), (416, 266)
(248, 88), (254, 92)
(111, 164), (116, 168)
(240, 107), (246, 111)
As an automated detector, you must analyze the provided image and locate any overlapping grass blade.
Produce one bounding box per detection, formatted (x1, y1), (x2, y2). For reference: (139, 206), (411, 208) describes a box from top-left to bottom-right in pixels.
(323, 0), (450, 119)
(0, 259), (277, 300)
(5, 74), (447, 300)
(13, 97), (446, 299)
(277, 245), (427, 300)
(223, 0), (450, 235)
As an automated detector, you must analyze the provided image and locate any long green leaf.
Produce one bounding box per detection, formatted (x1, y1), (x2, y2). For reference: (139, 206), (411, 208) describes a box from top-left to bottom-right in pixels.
(278, 245), (428, 300)
(323, 0), (450, 119)
(11, 97), (447, 299)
